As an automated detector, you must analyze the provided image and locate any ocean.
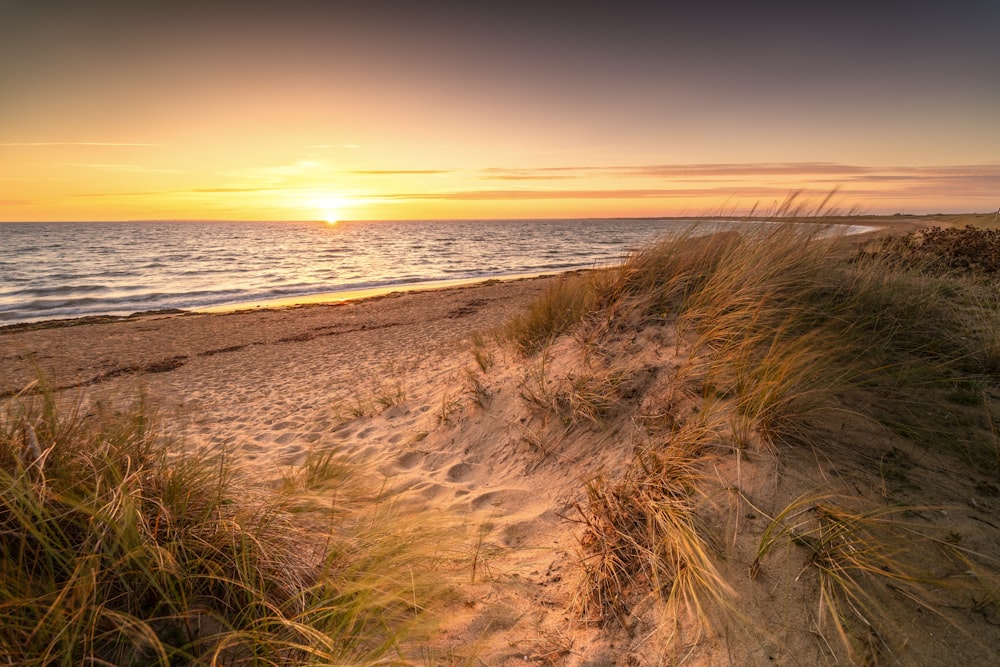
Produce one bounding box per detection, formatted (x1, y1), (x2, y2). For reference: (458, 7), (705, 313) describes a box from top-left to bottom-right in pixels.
(0, 218), (870, 326)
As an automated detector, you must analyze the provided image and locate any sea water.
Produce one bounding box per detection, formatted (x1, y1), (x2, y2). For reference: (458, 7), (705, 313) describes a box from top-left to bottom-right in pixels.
(0, 218), (869, 325)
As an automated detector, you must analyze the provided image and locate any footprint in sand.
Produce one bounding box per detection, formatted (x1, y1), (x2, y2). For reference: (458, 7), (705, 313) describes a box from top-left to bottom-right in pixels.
(270, 420), (300, 430)
(446, 462), (473, 482)
(354, 445), (376, 460)
(469, 488), (531, 512)
(276, 445), (306, 465)
(331, 423), (354, 436)
(397, 451), (424, 469)
(274, 431), (298, 445)
(410, 481), (445, 500)
(383, 405), (410, 419)
(470, 490), (501, 510)
(356, 426), (376, 439)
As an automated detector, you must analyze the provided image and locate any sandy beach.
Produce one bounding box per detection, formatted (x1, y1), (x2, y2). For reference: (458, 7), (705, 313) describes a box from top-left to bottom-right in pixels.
(3, 272), (628, 661)
(1, 276), (557, 457)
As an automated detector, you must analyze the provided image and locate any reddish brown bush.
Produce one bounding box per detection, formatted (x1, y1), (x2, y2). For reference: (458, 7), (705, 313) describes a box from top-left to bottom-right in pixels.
(862, 225), (1000, 275)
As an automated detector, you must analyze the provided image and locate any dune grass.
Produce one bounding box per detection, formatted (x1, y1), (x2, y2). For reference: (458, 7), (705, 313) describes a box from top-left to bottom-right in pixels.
(0, 384), (453, 666)
(575, 420), (734, 638)
(507, 221), (1000, 457)
(502, 271), (603, 355)
(503, 219), (1000, 660)
(750, 492), (959, 662)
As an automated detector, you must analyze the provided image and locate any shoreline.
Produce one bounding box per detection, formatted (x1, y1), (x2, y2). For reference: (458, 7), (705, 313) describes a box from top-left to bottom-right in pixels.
(0, 271), (565, 334)
(0, 273), (563, 400)
(193, 270), (559, 316)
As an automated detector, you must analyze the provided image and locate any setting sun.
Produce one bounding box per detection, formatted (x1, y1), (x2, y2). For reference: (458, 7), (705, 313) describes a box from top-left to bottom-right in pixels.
(309, 193), (349, 224)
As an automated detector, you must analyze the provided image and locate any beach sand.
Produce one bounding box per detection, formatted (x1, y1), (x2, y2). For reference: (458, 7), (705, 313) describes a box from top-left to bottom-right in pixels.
(1, 276), (558, 460)
(3, 273), (625, 661)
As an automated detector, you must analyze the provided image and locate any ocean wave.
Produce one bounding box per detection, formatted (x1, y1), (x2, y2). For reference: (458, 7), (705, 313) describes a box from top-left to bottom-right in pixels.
(0, 284), (112, 299)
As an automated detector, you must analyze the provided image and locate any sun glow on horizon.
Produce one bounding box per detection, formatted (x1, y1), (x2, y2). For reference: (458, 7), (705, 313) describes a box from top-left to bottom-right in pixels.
(308, 193), (350, 225)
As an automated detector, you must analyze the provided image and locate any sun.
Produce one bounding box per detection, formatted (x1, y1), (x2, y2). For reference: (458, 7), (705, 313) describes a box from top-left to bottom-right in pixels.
(309, 193), (349, 225)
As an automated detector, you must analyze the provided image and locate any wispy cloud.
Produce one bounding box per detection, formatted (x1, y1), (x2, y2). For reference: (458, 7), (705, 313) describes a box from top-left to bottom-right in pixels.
(1, 142), (158, 147)
(481, 162), (1000, 182)
(480, 168), (577, 181)
(376, 161), (1000, 203)
(191, 187), (279, 193)
(482, 162), (876, 181)
(349, 169), (451, 176)
(378, 187), (784, 201)
(628, 163), (876, 178)
(69, 191), (168, 198)
(61, 162), (179, 174)
(70, 185), (300, 198)
(842, 166), (1000, 198)
(0, 177), (68, 182)
(480, 167), (598, 179)
(49, 161), (1000, 213)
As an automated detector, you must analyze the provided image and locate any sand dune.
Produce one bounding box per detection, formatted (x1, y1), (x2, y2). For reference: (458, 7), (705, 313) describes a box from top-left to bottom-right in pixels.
(5, 223), (1000, 665)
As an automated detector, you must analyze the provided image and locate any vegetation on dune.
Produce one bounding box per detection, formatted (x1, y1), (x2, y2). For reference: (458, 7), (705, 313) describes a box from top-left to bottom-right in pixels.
(0, 386), (452, 666)
(502, 220), (1000, 662)
(863, 224), (1000, 275)
(503, 271), (604, 356)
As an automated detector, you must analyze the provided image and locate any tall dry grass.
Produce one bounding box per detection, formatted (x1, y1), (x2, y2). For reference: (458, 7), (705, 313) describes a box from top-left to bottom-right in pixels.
(575, 420), (734, 637)
(503, 218), (1000, 660)
(0, 384), (453, 665)
(508, 221), (1000, 456)
(502, 271), (604, 355)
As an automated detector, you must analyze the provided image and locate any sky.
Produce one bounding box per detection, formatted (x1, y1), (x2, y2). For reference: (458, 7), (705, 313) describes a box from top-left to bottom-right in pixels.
(1, 0), (998, 222)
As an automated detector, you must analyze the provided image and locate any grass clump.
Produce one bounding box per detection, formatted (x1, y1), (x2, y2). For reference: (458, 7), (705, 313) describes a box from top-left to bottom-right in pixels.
(0, 386), (451, 665)
(752, 494), (958, 664)
(469, 330), (495, 373)
(575, 425), (732, 638)
(502, 271), (602, 355)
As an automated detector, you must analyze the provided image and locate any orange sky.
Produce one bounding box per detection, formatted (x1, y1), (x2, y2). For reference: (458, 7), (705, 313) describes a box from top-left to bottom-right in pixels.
(1, 1), (998, 222)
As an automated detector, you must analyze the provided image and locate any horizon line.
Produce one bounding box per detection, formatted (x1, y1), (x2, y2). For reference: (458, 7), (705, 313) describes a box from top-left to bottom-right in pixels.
(0, 211), (993, 225)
